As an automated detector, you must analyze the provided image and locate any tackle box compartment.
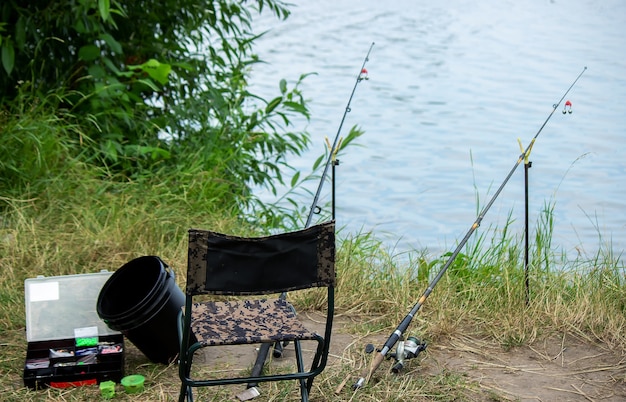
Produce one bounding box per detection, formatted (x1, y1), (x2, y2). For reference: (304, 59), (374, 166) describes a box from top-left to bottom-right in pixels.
(23, 271), (125, 389)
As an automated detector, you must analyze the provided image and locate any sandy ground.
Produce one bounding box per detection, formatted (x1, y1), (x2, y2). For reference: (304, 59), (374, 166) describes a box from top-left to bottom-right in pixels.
(192, 312), (626, 401)
(426, 334), (626, 401)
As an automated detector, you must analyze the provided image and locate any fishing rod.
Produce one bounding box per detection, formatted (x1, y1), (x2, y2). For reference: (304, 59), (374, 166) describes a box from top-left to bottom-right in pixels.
(350, 66), (587, 392)
(238, 42), (375, 401)
(304, 42), (375, 227)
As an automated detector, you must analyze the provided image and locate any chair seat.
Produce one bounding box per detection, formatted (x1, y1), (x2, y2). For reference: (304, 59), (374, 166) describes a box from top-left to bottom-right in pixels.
(190, 298), (319, 346)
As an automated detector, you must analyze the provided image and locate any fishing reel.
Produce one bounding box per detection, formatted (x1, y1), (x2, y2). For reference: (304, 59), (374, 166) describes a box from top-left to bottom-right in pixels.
(365, 336), (427, 374)
(389, 336), (427, 373)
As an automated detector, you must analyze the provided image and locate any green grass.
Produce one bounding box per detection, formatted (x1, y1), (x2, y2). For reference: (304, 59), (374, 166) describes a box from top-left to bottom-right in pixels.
(1, 187), (625, 400)
(1, 112), (624, 401)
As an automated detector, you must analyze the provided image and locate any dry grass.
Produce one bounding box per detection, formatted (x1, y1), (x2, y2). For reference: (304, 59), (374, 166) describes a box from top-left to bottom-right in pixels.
(1, 191), (625, 401)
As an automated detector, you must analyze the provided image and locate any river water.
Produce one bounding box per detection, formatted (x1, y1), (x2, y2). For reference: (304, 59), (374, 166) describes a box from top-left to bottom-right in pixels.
(249, 0), (625, 261)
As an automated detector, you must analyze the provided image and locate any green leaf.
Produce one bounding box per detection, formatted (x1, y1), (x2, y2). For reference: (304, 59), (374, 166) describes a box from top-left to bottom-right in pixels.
(149, 147), (171, 161)
(290, 171), (301, 188)
(15, 16), (26, 50)
(88, 64), (106, 79)
(283, 101), (307, 114)
(98, 0), (111, 21)
(172, 61), (194, 71)
(99, 33), (122, 54)
(74, 18), (87, 34)
(102, 140), (119, 162)
(78, 45), (100, 62)
(137, 78), (160, 92)
(339, 125), (365, 150)
(279, 79), (287, 94)
(265, 96), (282, 114)
(140, 59), (171, 85)
(312, 154), (325, 170)
(102, 57), (131, 77)
(1, 40), (15, 75)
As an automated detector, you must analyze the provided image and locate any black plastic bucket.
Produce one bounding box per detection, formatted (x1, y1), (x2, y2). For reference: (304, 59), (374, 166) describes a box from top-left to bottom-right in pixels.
(97, 256), (184, 364)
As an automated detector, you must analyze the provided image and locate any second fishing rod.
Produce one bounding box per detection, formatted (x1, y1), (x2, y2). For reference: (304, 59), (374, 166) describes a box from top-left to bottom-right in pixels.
(349, 65), (587, 392)
(240, 41), (375, 400)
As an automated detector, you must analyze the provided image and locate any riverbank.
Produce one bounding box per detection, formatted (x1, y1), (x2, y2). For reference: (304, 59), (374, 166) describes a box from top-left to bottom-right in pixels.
(1, 208), (625, 400)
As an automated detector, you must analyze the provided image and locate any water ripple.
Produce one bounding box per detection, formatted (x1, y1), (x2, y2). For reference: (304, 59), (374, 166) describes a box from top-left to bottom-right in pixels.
(250, 0), (626, 259)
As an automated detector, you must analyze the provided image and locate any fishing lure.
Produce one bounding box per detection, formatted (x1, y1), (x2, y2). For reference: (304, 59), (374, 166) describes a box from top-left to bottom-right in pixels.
(359, 68), (369, 81)
(563, 99), (572, 114)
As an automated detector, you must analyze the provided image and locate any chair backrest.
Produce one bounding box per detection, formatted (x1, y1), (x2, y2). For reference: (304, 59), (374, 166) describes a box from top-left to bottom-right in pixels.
(186, 221), (335, 296)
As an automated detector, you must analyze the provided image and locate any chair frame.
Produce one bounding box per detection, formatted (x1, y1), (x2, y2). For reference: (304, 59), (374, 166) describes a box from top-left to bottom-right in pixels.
(177, 221), (336, 402)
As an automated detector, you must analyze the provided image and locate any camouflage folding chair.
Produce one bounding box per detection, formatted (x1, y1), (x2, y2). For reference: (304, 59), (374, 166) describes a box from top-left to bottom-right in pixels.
(177, 221), (336, 402)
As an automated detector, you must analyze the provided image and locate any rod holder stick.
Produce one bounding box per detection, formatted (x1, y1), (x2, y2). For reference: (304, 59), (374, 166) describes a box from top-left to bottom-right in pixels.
(326, 136), (342, 221)
(246, 43), (375, 395)
(518, 138), (534, 306)
(524, 157), (531, 306)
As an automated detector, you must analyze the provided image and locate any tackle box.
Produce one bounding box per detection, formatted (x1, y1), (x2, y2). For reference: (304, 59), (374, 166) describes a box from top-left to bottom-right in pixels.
(23, 271), (125, 389)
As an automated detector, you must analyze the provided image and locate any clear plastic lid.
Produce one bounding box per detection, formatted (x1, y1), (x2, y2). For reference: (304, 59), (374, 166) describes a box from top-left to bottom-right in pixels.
(25, 271), (121, 342)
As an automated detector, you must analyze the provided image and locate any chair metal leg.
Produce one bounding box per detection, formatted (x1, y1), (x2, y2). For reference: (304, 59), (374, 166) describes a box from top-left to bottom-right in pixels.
(293, 340), (310, 402)
(188, 386), (194, 402)
(179, 382), (193, 402)
(179, 352), (194, 402)
(306, 341), (325, 392)
(299, 380), (310, 402)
